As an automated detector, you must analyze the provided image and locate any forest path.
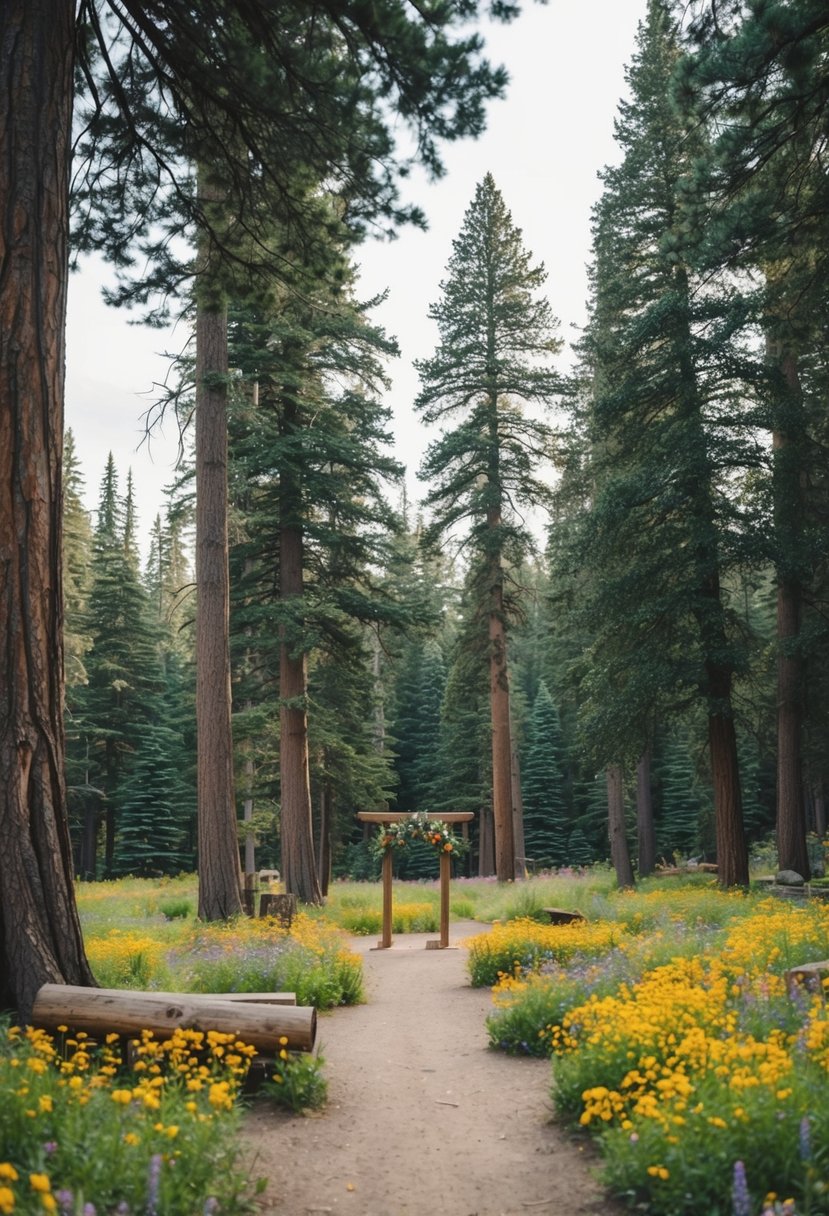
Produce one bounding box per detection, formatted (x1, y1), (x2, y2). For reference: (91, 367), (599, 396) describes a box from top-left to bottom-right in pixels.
(242, 923), (624, 1216)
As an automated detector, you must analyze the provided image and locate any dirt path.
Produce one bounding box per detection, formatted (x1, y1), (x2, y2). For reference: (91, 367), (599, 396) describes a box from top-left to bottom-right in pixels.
(243, 924), (624, 1216)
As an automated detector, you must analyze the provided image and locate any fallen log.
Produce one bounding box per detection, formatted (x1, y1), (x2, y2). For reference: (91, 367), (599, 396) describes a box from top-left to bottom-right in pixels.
(31, 984), (316, 1053)
(148, 990), (297, 1006)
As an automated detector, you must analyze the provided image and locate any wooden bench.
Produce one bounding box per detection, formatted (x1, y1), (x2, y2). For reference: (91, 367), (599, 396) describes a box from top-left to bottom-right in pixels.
(541, 907), (586, 925)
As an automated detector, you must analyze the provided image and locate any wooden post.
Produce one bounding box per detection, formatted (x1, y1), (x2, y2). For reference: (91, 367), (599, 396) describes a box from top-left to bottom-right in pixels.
(379, 849), (393, 949)
(439, 850), (450, 947)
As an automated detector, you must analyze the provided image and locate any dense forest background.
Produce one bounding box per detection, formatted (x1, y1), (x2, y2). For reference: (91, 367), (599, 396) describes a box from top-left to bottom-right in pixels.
(60, 0), (829, 891)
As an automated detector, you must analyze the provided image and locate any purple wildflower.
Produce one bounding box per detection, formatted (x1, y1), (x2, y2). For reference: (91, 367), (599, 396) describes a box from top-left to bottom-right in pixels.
(799, 1114), (811, 1161)
(43, 1141), (58, 1156)
(146, 1153), (163, 1216)
(203, 1199), (219, 1215)
(55, 1190), (74, 1216)
(83, 1205), (97, 1216)
(731, 1160), (751, 1216)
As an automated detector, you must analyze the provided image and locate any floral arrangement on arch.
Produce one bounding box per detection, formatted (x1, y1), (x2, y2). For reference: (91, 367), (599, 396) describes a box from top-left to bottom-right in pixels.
(373, 812), (467, 859)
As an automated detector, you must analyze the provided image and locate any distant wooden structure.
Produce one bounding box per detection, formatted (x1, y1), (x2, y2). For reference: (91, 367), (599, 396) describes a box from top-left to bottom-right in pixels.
(541, 907), (586, 925)
(357, 811), (474, 950)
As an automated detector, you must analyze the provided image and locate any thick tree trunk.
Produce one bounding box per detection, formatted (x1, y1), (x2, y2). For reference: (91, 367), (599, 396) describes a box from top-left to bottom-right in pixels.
(674, 265), (748, 888)
(706, 658), (748, 887)
(195, 236), (243, 919)
(636, 746), (656, 878)
(278, 496), (322, 905)
(477, 804), (495, 877)
(0, 0), (96, 1019)
(607, 765), (635, 888)
(773, 350), (809, 878)
(488, 541), (515, 882)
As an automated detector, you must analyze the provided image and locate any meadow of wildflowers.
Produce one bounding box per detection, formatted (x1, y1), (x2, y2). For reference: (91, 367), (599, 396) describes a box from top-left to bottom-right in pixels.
(0, 1020), (259, 1215)
(0, 878), (360, 1213)
(469, 884), (829, 1215)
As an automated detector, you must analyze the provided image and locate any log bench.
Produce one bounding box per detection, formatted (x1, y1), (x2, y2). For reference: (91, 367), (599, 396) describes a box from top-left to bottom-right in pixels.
(31, 984), (316, 1054)
(540, 907), (586, 925)
(785, 959), (829, 997)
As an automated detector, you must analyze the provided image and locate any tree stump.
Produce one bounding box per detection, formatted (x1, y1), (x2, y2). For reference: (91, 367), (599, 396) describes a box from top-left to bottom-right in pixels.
(259, 892), (298, 926)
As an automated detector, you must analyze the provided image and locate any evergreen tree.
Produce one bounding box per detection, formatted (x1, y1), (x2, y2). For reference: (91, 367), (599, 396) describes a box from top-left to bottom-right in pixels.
(2, 0), (517, 1010)
(436, 584), (492, 874)
(415, 174), (562, 881)
(391, 639), (447, 817)
(115, 718), (191, 877)
(70, 456), (164, 877)
(521, 681), (569, 869)
(560, 0), (753, 885)
(679, 0), (829, 878)
(226, 253), (415, 903)
(62, 430), (93, 691)
(656, 728), (707, 861)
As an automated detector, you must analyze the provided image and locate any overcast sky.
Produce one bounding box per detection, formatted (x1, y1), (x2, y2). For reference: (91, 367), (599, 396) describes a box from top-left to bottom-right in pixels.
(65, 0), (646, 543)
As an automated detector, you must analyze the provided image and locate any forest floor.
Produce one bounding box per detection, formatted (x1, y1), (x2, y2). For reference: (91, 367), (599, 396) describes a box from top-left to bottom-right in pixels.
(242, 922), (626, 1216)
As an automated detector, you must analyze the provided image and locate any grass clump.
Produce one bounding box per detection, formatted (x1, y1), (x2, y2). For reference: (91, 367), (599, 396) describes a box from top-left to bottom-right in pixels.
(168, 914), (364, 1009)
(262, 1037), (328, 1113)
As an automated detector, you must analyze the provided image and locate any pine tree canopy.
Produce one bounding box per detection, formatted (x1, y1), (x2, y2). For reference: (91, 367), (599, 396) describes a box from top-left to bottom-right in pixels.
(71, 1), (516, 320)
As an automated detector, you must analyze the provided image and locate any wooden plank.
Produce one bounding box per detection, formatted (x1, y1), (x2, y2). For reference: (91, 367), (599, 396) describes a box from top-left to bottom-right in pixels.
(32, 984), (316, 1052)
(357, 811), (474, 824)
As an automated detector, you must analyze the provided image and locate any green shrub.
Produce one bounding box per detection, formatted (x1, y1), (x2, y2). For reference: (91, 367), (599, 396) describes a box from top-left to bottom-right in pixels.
(158, 898), (193, 920)
(262, 1043), (327, 1113)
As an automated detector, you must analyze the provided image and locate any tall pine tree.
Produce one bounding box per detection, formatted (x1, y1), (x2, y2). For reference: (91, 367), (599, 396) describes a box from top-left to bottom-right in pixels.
(415, 174), (562, 881)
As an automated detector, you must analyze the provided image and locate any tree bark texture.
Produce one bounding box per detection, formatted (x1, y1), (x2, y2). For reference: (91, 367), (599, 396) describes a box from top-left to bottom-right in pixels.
(195, 285), (243, 920)
(510, 712), (526, 878)
(0, 0), (96, 1019)
(607, 765), (635, 888)
(488, 543), (515, 883)
(694, 569), (749, 888)
(773, 351), (809, 878)
(636, 746), (656, 878)
(278, 504), (322, 905)
(477, 805), (495, 877)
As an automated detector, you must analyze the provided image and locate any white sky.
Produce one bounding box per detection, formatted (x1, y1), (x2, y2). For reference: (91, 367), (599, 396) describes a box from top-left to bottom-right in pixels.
(65, 0), (645, 541)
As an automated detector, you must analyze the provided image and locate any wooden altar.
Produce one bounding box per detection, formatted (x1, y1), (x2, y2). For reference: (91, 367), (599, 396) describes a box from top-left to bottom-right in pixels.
(357, 811), (475, 949)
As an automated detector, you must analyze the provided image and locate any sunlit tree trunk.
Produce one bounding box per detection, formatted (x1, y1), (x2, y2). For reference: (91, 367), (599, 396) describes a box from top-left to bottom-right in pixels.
(278, 399), (322, 905)
(0, 0), (95, 1019)
(607, 765), (635, 888)
(488, 540), (515, 882)
(195, 170), (243, 920)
